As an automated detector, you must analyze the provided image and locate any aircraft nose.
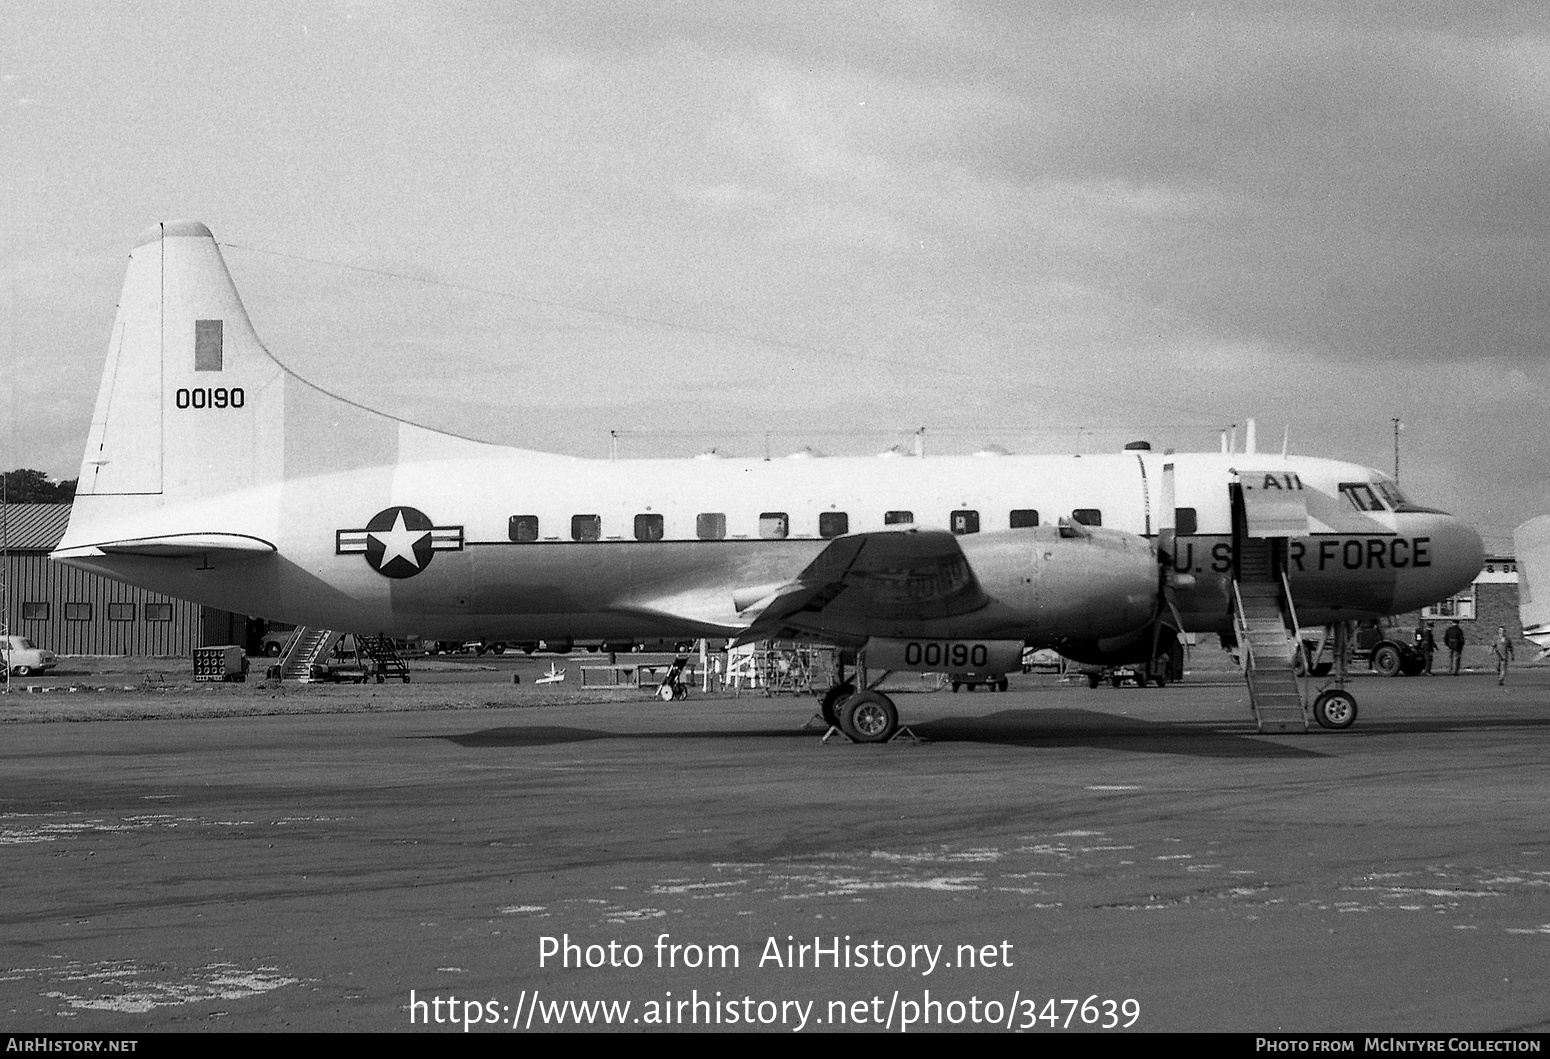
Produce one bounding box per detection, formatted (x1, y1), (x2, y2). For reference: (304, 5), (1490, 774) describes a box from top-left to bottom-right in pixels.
(1394, 514), (1484, 613)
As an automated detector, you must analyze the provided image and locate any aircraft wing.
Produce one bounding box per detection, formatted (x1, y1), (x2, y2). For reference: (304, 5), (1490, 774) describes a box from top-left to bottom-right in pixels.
(733, 528), (989, 645)
(52, 533), (276, 560)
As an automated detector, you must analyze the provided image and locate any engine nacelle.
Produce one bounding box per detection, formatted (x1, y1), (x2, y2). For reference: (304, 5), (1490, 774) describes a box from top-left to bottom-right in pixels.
(957, 524), (1160, 642)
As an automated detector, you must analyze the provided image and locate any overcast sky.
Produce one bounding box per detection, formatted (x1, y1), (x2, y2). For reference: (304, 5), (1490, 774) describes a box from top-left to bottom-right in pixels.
(3, 1), (1548, 550)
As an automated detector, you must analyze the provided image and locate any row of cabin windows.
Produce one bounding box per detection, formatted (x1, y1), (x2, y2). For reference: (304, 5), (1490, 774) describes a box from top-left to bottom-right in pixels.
(502, 508), (1210, 542)
(505, 508), (1198, 543)
(20, 603), (171, 622)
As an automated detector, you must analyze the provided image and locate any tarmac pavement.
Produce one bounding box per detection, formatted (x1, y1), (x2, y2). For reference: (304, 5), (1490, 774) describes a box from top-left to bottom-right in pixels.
(1, 665), (1547, 1033)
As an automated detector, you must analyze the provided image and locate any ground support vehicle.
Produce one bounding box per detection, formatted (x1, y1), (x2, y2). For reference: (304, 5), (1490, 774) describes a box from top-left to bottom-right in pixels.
(949, 671), (1009, 692)
(1350, 621), (1426, 677)
(1079, 640), (1183, 689)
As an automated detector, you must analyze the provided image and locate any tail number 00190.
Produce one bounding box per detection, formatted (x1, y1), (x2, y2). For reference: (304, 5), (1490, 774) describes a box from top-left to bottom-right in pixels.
(904, 641), (989, 668)
(175, 387), (245, 410)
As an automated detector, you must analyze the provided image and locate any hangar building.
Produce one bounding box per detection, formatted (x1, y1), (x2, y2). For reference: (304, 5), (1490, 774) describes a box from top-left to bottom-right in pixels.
(1, 503), (223, 655)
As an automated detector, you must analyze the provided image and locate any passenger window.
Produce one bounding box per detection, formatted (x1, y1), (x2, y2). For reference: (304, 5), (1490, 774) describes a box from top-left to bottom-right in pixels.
(951, 510), (980, 535)
(759, 512), (789, 540)
(697, 513), (726, 540)
(571, 514), (602, 542)
(819, 512), (849, 539)
(509, 515), (540, 542)
(883, 510), (914, 525)
(1009, 509), (1039, 529)
(634, 513), (664, 542)
(1174, 508), (1197, 536)
(1072, 508), (1102, 527)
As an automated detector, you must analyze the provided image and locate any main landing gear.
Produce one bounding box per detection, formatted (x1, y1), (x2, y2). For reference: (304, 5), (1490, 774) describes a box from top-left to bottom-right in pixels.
(818, 662), (908, 743)
(837, 690), (899, 743)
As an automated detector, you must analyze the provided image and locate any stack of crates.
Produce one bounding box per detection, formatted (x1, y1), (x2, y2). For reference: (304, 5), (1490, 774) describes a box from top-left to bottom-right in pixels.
(193, 645), (247, 682)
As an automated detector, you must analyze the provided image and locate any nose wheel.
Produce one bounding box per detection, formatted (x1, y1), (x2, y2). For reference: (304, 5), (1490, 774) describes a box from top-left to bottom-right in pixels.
(1311, 689), (1358, 729)
(1307, 621), (1359, 731)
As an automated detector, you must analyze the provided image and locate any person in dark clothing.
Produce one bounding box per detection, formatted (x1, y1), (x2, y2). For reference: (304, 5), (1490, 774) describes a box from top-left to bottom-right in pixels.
(1420, 623), (1437, 675)
(1444, 621), (1465, 676)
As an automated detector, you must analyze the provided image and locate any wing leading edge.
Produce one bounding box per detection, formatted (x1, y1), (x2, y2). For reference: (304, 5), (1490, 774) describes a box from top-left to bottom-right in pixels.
(734, 528), (989, 645)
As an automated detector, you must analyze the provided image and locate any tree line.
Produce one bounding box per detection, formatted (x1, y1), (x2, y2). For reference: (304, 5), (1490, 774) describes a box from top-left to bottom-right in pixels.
(2, 469), (77, 503)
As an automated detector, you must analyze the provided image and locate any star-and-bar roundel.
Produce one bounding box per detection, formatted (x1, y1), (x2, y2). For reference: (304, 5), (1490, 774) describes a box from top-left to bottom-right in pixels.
(336, 506), (463, 579)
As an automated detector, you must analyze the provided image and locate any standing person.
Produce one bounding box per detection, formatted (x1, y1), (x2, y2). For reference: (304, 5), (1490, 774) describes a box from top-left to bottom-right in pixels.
(1421, 623), (1437, 675)
(1492, 626), (1515, 686)
(1444, 620), (1465, 676)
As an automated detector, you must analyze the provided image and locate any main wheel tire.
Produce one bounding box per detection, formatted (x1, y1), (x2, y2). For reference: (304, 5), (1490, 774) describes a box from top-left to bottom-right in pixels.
(839, 691), (898, 744)
(951, 682), (961, 692)
(1313, 689), (1358, 729)
(1087, 674), (1101, 689)
(1153, 671), (1168, 688)
(1371, 643), (1403, 677)
(1111, 675), (1122, 689)
(997, 678), (1009, 692)
(819, 683), (855, 729)
(491, 643), (506, 655)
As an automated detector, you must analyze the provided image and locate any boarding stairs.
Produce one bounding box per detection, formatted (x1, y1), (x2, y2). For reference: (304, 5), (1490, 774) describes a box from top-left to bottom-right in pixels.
(278, 627), (343, 682)
(1232, 540), (1309, 734)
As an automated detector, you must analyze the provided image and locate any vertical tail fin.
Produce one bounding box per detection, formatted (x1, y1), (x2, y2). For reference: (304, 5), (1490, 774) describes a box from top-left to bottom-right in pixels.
(59, 220), (519, 560)
(78, 220), (287, 500)
(1513, 515), (1550, 654)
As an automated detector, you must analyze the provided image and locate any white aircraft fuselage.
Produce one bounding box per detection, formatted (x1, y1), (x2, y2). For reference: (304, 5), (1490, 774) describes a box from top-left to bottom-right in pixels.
(54, 222), (1484, 666)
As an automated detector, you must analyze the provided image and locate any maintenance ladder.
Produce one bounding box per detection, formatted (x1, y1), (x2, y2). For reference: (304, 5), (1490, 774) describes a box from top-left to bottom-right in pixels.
(356, 635), (411, 683)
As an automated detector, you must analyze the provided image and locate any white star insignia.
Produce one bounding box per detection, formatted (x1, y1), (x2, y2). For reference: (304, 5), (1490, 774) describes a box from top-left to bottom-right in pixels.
(370, 510), (429, 570)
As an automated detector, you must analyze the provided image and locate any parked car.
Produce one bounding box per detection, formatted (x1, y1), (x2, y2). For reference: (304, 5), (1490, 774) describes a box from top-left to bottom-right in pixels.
(2, 635), (58, 677)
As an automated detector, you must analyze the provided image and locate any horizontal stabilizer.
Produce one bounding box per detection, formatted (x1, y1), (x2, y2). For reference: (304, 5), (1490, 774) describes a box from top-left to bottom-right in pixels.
(52, 533), (276, 560)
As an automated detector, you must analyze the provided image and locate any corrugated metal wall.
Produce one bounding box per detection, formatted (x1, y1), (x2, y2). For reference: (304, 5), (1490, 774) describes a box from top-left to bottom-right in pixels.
(2, 551), (201, 655)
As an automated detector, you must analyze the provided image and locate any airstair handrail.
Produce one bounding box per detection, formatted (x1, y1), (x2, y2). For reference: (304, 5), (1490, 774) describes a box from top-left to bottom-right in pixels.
(1231, 580), (1251, 674)
(1280, 568), (1311, 676)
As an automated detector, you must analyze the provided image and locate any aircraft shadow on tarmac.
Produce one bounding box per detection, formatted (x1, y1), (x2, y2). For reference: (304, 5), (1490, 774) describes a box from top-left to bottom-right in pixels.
(433, 710), (1331, 758)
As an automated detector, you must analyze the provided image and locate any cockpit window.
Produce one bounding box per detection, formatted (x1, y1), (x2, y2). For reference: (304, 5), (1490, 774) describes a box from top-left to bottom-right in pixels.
(1371, 478), (1447, 514)
(1339, 483), (1385, 513)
